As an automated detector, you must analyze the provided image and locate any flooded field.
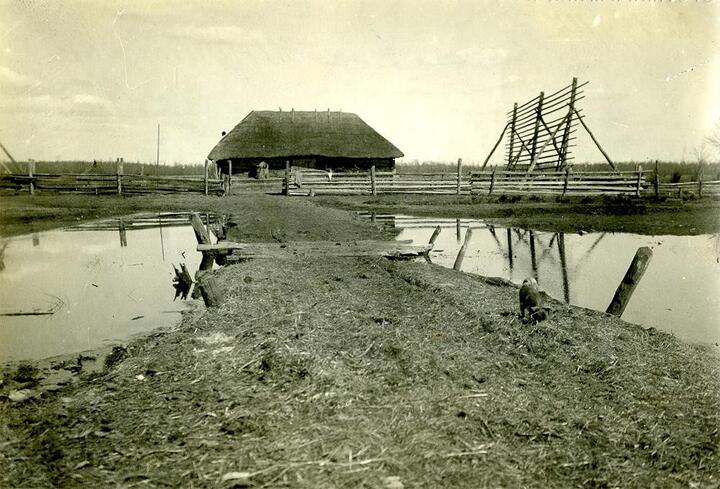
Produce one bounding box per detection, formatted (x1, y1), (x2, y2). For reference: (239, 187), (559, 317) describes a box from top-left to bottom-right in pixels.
(0, 213), (211, 363)
(368, 214), (720, 344)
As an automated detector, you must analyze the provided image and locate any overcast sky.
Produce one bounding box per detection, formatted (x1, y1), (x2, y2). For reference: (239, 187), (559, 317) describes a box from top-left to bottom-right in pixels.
(1, 0), (718, 165)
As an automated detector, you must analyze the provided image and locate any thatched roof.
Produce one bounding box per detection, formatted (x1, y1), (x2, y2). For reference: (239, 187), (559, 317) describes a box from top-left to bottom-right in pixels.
(208, 110), (403, 161)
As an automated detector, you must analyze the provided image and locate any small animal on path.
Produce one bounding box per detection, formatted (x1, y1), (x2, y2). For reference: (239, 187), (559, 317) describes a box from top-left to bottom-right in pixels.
(519, 277), (548, 324)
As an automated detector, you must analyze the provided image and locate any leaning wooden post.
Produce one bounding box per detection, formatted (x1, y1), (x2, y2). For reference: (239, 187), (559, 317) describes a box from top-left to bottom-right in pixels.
(456, 158), (462, 195)
(116, 158), (123, 195)
(453, 228), (473, 271)
(635, 165), (643, 198)
(654, 160), (660, 199)
(27, 159), (34, 195)
(204, 159), (209, 196)
(370, 165), (377, 196)
(424, 225), (442, 262)
(562, 167), (570, 196)
(606, 247), (653, 316)
(489, 167), (496, 195)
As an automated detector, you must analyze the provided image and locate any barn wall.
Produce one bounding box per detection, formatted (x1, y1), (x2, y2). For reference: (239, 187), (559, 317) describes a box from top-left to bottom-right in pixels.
(217, 157), (395, 176)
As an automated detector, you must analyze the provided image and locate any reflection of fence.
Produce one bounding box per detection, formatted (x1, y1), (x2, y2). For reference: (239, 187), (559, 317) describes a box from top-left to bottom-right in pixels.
(286, 167), (647, 197)
(0, 173), (225, 195)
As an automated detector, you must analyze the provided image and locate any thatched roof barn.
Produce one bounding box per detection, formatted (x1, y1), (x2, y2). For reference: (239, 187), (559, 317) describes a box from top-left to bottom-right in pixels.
(207, 110), (403, 175)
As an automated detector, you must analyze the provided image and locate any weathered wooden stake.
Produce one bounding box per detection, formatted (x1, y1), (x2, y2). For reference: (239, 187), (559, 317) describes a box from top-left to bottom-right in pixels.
(116, 158), (123, 195)
(489, 167), (496, 195)
(370, 165), (377, 196)
(227, 160), (232, 193)
(27, 160), (34, 195)
(456, 218), (461, 243)
(190, 212), (211, 245)
(424, 225), (442, 262)
(635, 165), (643, 198)
(453, 228), (473, 271)
(698, 180), (703, 199)
(456, 158), (462, 195)
(606, 246), (653, 316)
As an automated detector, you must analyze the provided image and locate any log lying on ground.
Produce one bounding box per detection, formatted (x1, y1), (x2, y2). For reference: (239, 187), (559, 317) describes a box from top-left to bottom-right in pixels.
(197, 240), (433, 260)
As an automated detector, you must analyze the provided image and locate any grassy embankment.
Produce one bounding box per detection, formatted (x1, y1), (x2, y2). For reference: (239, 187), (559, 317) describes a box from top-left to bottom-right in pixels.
(1, 193), (719, 488)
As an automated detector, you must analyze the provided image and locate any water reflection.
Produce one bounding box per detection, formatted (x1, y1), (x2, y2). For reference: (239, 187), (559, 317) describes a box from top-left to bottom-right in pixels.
(361, 213), (720, 344)
(0, 213), (215, 362)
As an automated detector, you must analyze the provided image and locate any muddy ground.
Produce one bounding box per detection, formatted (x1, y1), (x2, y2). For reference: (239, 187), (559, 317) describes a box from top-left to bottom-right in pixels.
(1, 193), (719, 488)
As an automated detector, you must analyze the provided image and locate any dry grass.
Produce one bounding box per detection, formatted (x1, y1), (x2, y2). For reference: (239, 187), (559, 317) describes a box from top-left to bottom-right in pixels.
(2, 256), (718, 488)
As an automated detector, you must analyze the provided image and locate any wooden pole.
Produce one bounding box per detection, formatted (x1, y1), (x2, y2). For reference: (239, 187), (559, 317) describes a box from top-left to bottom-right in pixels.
(456, 218), (461, 243)
(529, 91), (545, 169)
(507, 103), (517, 167)
(558, 77), (578, 170)
(456, 158), (462, 195)
(371, 165), (377, 196)
(424, 225), (442, 263)
(453, 228), (473, 271)
(489, 167), (496, 195)
(698, 179), (703, 199)
(119, 218), (127, 247)
(227, 160), (232, 193)
(528, 111), (570, 174)
(606, 247), (653, 316)
(481, 122), (509, 170)
(116, 158), (123, 195)
(635, 165), (643, 198)
(654, 160), (660, 199)
(562, 167), (570, 196)
(573, 108), (616, 171)
(204, 159), (209, 196)
(190, 212), (211, 245)
(28, 160), (34, 195)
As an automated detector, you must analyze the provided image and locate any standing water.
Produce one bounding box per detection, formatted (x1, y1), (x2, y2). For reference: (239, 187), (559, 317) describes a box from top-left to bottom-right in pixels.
(0, 214), (211, 363)
(370, 215), (720, 345)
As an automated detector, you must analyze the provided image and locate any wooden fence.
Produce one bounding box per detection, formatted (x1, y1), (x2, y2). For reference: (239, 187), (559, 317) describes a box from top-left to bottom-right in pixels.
(470, 169), (645, 196)
(655, 180), (720, 199)
(286, 166), (649, 197)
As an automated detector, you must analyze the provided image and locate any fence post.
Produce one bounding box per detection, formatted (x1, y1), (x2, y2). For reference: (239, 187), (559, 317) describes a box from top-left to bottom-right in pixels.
(635, 165), (642, 198)
(489, 167), (496, 195)
(204, 159), (209, 196)
(654, 160), (659, 199)
(456, 158), (462, 195)
(453, 228), (473, 271)
(28, 159), (34, 195)
(698, 180), (703, 199)
(606, 247), (653, 316)
(562, 167), (570, 196)
(227, 160), (232, 194)
(116, 157), (123, 195)
(371, 165), (377, 196)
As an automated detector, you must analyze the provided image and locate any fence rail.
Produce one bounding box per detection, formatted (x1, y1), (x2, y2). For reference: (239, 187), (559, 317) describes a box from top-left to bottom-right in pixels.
(0, 173), (225, 195)
(287, 167), (653, 197)
(656, 180), (720, 198)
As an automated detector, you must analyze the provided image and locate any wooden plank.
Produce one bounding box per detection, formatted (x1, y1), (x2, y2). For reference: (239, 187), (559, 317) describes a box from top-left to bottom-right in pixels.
(606, 247), (653, 316)
(201, 239), (431, 260)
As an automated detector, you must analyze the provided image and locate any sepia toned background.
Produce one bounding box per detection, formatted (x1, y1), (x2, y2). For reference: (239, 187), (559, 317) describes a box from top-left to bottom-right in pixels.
(0, 0), (718, 164)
